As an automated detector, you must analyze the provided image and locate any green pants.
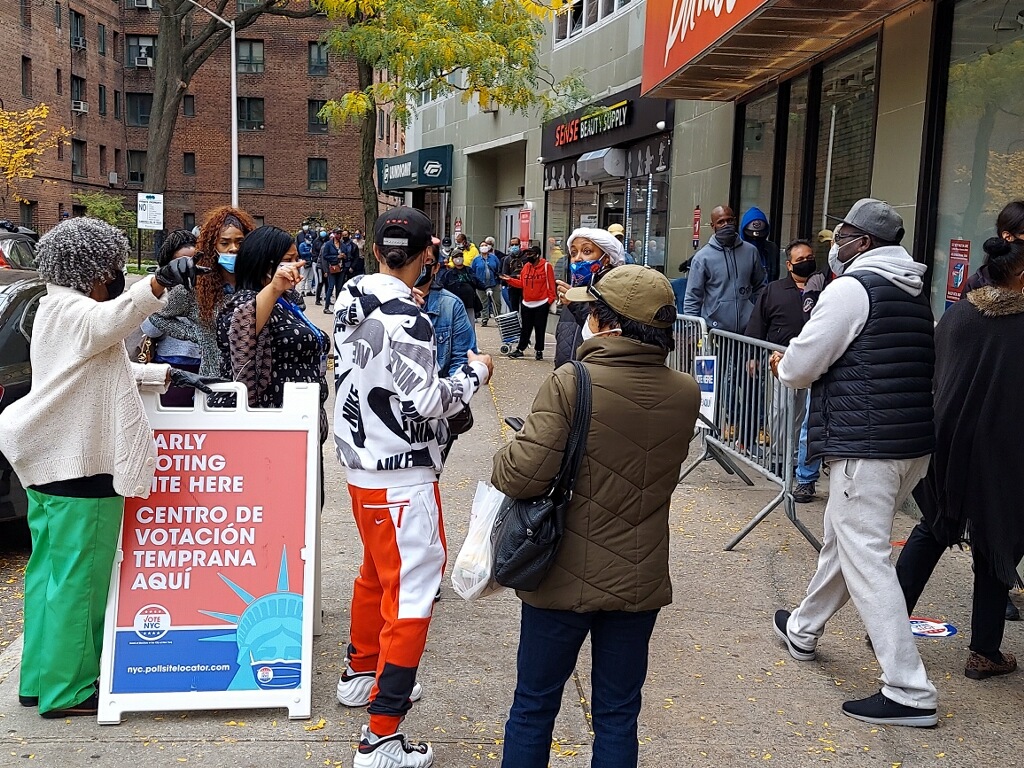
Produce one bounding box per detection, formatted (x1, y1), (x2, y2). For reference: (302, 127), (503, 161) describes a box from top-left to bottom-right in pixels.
(21, 489), (124, 714)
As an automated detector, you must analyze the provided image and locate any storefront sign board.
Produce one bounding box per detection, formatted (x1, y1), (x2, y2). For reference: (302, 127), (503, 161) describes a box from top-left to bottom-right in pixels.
(377, 145), (454, 192)
(518, 209), (532, 242)
(945, 239), (970, 308)
(98, 383), (320, 724)
(694, 356), (717, 428)
(642, 0), (769, 95)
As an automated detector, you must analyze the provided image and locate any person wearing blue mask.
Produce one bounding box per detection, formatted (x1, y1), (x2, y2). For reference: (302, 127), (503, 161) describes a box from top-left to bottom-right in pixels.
(470, 241), (503, 325)
(500, 237), (524, 312)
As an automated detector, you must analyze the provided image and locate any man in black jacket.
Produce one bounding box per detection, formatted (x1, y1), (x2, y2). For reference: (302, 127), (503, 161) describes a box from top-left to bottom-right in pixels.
(744, 239), (820, 501)
(338, 229), (363, 284)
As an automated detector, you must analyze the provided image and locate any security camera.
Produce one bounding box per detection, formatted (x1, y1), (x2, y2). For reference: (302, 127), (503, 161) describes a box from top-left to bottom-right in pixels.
(536, 156), (545, 164)
(656, 120), (666, 131)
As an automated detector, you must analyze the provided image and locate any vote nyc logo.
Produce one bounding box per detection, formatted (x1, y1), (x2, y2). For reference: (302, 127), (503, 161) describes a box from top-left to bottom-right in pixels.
(134, 604), (171, 641)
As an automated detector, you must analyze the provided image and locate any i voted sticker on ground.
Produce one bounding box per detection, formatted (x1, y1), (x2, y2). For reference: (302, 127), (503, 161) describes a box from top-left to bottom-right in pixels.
(909, 616), (958, 637)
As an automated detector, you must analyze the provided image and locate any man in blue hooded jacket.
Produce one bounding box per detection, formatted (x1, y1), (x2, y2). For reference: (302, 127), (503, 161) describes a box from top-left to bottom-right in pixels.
(684, 205), (767, 333)
(741, 207), (782, 283)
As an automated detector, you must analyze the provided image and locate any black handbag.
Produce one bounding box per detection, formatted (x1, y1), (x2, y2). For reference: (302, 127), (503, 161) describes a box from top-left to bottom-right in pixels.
(491, 360), (592, 591)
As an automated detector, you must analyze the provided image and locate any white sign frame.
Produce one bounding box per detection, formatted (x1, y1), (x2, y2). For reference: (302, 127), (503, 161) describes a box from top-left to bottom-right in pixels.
(694, 355), (717, 429)
(136, 192), (164, 231)
(98, 382), (320, 724)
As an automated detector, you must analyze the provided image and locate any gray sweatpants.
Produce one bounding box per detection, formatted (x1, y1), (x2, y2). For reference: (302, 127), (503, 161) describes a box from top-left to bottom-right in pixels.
(787, 456), (937, 710)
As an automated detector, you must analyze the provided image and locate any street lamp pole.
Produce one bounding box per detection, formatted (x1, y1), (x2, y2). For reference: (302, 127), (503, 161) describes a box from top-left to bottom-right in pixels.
(182, 0), (238, 207)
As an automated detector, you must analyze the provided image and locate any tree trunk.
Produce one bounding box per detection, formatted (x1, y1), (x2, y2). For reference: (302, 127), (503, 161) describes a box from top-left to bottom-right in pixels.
(144, 7), (188, 194)
(357, 58), (379, 274)
(962, 102), (997, 242)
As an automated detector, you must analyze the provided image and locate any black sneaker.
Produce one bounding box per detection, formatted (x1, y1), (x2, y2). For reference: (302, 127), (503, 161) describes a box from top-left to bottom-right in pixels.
(535, 350), (543, 361)
(793, 482), (816, 503)
(41, 692), (98, 719)
(19, 695), (38, 707)
(773, 609), (815, 661)
(507, 349), (524, 359)
(482, 319), (488, 327)
(841, 690), (937, 727)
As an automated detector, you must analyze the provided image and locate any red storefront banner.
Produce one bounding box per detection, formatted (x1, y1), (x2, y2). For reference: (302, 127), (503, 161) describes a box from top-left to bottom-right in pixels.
(642, 0), (769, 95)
(518, 208), (533, 243)
(946, 238), (971, 306)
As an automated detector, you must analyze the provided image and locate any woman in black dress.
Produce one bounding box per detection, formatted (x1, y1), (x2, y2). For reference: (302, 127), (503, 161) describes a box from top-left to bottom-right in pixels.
(217, 226), (330, 443)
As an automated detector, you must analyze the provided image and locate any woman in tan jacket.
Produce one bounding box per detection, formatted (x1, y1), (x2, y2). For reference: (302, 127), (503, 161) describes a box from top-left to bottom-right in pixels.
(492, 265), (700, 768)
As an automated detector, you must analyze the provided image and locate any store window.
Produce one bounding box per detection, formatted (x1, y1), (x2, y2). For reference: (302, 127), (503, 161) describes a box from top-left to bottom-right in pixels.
(779, 76), (809, 248)
(931, 0), (1024, 317)
(739, 91), (777, 217)
(554, 0), (629, 44)
(545, 188), (571, 275)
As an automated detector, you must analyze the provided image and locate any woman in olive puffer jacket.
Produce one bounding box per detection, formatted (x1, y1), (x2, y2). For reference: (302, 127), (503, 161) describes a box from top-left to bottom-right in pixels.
(492, 265), (700, 768)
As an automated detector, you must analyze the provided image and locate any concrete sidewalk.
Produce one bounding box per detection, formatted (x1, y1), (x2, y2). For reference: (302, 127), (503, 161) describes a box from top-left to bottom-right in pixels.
(1, 317), (1022, 767)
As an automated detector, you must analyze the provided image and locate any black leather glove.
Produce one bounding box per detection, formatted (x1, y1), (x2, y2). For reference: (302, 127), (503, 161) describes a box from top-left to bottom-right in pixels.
(155, 256), (210, 290)
(168, 369), (227, 395)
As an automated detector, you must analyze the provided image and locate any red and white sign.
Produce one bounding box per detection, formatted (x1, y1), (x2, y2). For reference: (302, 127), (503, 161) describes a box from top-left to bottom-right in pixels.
(945, 238), (971, 306)
(518, 208), (532, 243)
(453, 217), (463, 236)
(692, 205), (701, 249)
(642, 0), (768, 95)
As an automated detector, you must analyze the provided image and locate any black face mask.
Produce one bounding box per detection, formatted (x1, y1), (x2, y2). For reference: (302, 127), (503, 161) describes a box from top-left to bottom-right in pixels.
(791, 259), (817, 279)
(105, 270), (126, 300)
(415, 262), (436, 288)
(715, 225), (739, 248)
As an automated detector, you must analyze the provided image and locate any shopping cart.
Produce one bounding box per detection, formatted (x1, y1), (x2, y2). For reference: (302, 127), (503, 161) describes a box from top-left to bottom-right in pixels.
(493, 310), (522, 355)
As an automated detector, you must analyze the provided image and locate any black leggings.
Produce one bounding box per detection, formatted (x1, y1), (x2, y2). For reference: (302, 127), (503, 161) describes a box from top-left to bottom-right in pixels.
(517, 303), (550, 353)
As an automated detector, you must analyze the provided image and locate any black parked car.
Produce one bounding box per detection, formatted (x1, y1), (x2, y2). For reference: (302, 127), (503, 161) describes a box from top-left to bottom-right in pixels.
(0, 225), (39, 270)
(0, 269), (45, 523)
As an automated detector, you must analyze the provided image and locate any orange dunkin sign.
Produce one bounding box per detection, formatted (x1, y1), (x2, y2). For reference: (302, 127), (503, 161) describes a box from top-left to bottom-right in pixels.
(641, 0), (768, 94)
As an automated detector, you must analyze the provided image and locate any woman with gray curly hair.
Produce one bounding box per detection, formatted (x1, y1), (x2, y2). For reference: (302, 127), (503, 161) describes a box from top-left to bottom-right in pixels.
(0, 217), (212, 718)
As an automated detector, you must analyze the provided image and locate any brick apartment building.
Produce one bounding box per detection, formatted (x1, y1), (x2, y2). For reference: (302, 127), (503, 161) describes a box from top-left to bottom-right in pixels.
(1, 0), (402, 236)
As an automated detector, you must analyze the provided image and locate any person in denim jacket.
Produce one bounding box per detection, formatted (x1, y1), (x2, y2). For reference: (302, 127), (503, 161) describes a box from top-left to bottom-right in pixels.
(417, 241), (477, 376)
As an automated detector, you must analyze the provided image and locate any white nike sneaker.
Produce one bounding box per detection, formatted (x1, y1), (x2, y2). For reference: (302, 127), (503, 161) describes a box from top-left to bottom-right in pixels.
(336, 668), (423, 707)
(352, 725), (433, 768)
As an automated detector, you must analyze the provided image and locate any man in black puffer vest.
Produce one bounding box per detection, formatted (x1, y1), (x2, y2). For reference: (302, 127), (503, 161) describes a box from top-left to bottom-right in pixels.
(767, 199), (938, 728)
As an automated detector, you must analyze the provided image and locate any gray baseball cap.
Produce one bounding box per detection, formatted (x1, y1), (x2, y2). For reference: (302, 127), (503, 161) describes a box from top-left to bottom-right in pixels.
(829, 198), (905, 244)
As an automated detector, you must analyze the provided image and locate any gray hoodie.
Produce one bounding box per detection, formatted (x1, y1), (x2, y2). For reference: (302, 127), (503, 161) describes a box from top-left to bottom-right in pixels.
(778, 245), (927, 389)
(683, 236), (767, 332)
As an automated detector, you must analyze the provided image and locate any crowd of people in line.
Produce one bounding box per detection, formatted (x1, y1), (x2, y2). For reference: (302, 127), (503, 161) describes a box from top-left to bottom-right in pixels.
(1, 195), (1022, 767)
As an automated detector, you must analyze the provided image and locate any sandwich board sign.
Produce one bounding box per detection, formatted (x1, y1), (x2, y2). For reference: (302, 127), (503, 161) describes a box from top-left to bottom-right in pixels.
(98, 383), (320, 724)
(694, 356), (717, 429)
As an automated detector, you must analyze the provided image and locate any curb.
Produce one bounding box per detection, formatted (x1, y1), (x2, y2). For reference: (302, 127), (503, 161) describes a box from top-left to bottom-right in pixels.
(0, 634), (22, 686)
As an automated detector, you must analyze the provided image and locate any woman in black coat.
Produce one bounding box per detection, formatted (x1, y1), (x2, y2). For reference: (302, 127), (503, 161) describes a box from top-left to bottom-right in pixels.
(896, 237), (1024, 681)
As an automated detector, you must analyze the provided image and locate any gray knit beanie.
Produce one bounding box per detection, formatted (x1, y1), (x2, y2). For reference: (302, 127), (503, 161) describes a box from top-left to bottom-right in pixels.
(36, 217), (129, 293)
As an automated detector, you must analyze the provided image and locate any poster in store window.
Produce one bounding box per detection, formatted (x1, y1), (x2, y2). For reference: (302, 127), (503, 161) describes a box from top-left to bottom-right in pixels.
(946, 239), (971, 308)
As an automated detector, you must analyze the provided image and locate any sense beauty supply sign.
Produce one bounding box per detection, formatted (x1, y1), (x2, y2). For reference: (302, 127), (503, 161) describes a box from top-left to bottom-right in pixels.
(99, 384), (320, 724)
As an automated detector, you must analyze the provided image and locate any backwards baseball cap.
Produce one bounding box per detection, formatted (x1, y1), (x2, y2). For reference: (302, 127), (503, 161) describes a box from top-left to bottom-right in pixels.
(828, 198), (905, 244)
(373, 206), (434, 253)
(564, 265), (676, 329)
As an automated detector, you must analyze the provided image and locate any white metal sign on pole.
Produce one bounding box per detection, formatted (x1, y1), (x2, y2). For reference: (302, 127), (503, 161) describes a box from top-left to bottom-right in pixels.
(98, 383), (320, 724)
(694, 356), (717, 429)
(136, 193), (164, 231)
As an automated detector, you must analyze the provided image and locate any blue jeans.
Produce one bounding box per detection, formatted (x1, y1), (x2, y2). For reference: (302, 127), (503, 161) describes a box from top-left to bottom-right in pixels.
(501, 603), (659, 768)
(323, 271), (343, 307)
(796, 390), (821, 484)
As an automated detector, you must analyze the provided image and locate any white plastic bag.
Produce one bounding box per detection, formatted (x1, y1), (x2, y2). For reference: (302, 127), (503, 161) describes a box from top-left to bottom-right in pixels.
(451, 482), (506, 600)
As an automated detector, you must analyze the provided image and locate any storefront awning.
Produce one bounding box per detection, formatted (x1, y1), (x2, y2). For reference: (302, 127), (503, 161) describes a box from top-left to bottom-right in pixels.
(641, 0), (920, 100)
(377, 145), (454, 192)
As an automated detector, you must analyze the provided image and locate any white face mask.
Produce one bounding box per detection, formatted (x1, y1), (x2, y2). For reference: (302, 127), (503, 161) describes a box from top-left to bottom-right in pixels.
(581, 316), (621, 342)
(827, 242), (844, 276)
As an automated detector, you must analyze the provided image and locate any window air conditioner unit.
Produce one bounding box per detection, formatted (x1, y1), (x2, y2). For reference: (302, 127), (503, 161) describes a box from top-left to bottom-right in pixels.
(71, 100), (89, 113)
(108, 171), (119, 186)
(135, 56), (153, 68)
(134, 0), (153, 8)
(71, 37), (87, 50)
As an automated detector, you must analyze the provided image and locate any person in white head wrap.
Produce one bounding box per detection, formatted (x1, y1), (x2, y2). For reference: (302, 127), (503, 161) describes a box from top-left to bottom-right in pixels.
(553, 227), (626, 367)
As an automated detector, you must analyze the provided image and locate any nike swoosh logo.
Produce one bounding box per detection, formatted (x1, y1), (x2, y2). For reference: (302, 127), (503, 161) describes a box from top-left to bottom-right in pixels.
(374, 517), (386, 525)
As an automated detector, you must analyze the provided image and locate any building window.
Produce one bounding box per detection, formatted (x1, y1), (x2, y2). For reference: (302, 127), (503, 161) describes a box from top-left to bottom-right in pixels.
(99, 145), (107, 175)
(20, 0), (31, 26)
(20, 201), (37, 230)
(54, 2), (62, 28)
(56, 69), (63, 96)
(71, 75), (86, 103)
(114, 90), (122, 119)
(308, 42), (328, 76)
(57, 141), (64, 161)
(738, 91), (777, 219)
(114, 147), (122, 176)
(183, 94), (195, 117)
(252, 215), (265, 227)
(127, 35), (156, 67)
(239, 155), (264, 188)
(386, 116), (392, 145)
(113, 31), (121, 63)
(126, 93), (153, 126)
(21, 57), (31, 98)
(308, 100), (328, 134)
(377, 110), (385, 140)
(183, 212), (196, 231)
(307, 158), (327, 191)
(98, 84), (107, 115)
(238, 0), (260, 9)
(238, 97), (265, 130)
(237, 40), (265, 74)
(98, 23), (107, 55)
(554, 0), (628, 43)
(183, 152), (196, 176)
(128, 150), (146, 184)
(70, 10), (85, 44)
(72, 139), (86, 178)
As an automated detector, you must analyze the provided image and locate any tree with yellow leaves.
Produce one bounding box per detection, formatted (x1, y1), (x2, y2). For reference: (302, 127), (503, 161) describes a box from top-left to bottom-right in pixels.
(0, 104), (70, 218)
(317, 0), (587, 254)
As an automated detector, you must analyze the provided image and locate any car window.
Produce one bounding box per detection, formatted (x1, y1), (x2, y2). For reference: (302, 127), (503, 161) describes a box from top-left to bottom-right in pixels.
(0, 289), (41, 368)
(0, 240), (37, 270)
(20, 291), (41, 338)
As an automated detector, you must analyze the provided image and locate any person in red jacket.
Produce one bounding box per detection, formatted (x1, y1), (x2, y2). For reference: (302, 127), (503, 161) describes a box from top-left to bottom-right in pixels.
(502, 246), (556, 360)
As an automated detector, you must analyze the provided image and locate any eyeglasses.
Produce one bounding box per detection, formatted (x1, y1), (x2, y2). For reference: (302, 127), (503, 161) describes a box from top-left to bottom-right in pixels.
(832, 225), (863, 244)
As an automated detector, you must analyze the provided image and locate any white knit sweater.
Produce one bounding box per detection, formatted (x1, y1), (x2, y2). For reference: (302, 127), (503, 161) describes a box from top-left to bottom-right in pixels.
(0, 277), (170, 498)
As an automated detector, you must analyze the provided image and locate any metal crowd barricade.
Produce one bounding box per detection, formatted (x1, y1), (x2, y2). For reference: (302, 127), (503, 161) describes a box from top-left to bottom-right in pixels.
(670, 322), (821, 552)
